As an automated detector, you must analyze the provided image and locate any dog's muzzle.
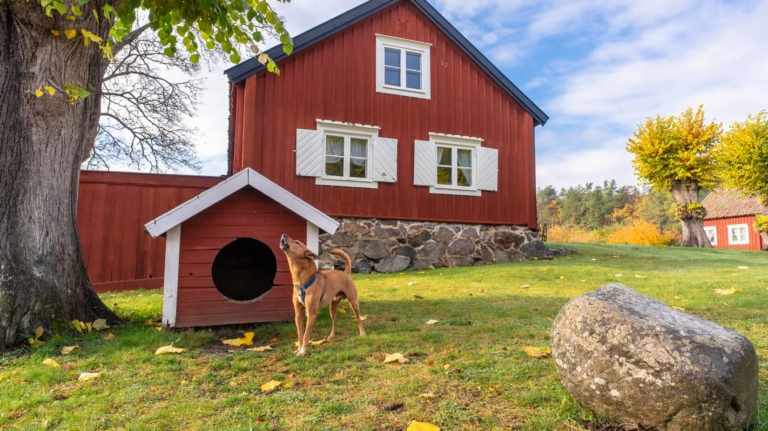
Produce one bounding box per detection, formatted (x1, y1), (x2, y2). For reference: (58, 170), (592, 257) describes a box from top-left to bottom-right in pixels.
(279, 234), (290, 251)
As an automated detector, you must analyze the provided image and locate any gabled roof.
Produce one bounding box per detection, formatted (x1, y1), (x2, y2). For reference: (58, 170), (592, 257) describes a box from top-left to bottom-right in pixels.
(702, 189), (766, 220)
(224, 0), (548, 126)
(144, 167), (339, 237)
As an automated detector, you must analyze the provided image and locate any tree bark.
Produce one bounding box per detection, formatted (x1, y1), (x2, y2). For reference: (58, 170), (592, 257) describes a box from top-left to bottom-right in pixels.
(670, 180), (712, 248)
(0, 1), (118, 350)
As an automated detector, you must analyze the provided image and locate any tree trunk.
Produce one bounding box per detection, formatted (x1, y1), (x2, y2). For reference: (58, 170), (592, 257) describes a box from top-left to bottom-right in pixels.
(670, 180), (711, 248)
(0, 2), (118, 350)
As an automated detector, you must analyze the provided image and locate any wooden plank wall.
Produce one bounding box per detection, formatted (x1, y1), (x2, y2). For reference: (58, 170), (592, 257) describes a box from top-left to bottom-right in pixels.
(703, 216), (762, 251)
(230, 0), (539, 228)
(77, 170), (221, 291)
(173, 188), (304, 327)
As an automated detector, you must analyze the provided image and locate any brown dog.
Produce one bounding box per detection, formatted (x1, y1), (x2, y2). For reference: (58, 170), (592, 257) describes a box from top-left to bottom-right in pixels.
(279, 234), (366, 355)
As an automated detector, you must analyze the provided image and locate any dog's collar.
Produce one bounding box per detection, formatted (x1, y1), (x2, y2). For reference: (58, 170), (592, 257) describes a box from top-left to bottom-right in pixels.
(294, 274), (318, 305)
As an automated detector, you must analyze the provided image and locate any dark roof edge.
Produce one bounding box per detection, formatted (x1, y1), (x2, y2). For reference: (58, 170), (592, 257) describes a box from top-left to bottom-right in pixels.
(225, 0), (548, 126)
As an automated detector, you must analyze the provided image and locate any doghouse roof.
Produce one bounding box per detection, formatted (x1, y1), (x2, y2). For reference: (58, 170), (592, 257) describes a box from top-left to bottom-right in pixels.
(144, 167), (339, 237)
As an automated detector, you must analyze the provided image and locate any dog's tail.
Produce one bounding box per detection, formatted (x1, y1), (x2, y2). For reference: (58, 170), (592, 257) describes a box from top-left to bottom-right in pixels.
(331, 249), (352, 274)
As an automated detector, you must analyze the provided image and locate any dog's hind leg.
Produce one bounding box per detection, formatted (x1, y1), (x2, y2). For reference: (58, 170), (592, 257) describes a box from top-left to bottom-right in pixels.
(328, 298), (342, 340)
(347, 296), (366, 337)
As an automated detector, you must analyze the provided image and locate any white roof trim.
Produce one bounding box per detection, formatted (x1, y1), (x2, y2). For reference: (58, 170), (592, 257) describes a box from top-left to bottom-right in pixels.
(144, 167), (339, 237)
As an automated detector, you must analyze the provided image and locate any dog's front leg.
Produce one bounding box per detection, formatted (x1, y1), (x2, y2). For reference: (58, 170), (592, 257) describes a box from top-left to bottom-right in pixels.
(298, 307), (319, 356)
(294, 301), (307, 355)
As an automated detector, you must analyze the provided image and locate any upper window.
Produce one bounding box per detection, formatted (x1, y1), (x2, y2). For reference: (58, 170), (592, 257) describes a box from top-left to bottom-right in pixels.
(414, 133), (498, 196)
(376, 35), (431, 99)
(296, 120), (397, 188)
(728, 224), (749, 245)
(704, 226), (717, 245)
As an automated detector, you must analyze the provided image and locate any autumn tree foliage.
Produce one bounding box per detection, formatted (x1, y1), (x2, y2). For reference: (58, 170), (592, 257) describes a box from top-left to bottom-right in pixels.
(716, 110), (768, 250)
(626, 105), (721, 247)
(0, 0), (292, 350)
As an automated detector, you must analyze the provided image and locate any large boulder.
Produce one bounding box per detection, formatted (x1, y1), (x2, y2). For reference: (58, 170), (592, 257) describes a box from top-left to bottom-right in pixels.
(551, 284), (758, 430)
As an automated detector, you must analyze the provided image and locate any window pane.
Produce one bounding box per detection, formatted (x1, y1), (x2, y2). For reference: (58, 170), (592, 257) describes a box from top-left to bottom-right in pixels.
(457, 167), (472, 187)
(457, 149), (472, 167)
(325, 136), (344, 177)
(437, 167), (452, 185)
(405, 52), (421, 71)
(406, 71), (421, 89)
(385, 48), (401, 67)
(436, 146), (452, 166)
(385, 67), (400, 86)
(350, 138), (368, 178)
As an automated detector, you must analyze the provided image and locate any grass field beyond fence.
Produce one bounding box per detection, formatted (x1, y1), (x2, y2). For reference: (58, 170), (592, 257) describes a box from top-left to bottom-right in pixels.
(1, 243), (766, 430)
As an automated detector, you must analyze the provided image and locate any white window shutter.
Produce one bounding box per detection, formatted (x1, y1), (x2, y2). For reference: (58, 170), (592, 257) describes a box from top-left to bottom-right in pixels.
(372, 137), (397, 182)
(296, 129), (324, 177)
(413, 140), (435, 186)
(477, 147), (498, 191)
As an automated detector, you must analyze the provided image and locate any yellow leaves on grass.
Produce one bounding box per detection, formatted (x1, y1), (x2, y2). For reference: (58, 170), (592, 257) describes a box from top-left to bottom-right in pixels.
(715, 287), (738, 296)
(246, 345), (273, 352)
(28, 326), (45, 348)
(43, 358), (61, 368)
(384, 353), (409, 364)
(407, 421), (441, 431)
(61, 346), (80, 355)
(260, 380), (281, 393)
(77, 372), (100, 382)
(154, 344), (186, 355)
(523, 346), (551, 359)
(72, 318), (109, 334)
(221, 332), (254, 347)
(425, 319), (439, 325)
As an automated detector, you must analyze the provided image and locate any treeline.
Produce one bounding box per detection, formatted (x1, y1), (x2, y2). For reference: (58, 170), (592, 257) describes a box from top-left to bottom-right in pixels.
(537, 180), (681, 245)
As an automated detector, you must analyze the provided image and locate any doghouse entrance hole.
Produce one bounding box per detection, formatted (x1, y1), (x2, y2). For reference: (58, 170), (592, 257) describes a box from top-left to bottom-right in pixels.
(212, 237), (276, 302)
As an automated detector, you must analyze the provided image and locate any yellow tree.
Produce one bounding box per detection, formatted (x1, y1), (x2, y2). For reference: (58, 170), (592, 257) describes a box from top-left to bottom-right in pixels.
(626, 105), (721, 247)
(0, 0), (291, 350)
(716, 110), (768, 250)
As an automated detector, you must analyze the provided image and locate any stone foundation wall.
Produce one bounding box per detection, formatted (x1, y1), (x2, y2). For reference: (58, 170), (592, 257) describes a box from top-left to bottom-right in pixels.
(318, 218), (553, 273)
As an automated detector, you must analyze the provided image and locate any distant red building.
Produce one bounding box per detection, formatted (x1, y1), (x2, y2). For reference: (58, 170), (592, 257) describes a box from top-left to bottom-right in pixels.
(701, 189), (766, 251)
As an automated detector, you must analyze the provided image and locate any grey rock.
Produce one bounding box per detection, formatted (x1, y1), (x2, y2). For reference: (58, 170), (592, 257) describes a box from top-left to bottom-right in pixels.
(374, 255), (411, 273)
(358, 240), (389, 260)
(551, 284), (758, 430)
(447, 238), (476, 256)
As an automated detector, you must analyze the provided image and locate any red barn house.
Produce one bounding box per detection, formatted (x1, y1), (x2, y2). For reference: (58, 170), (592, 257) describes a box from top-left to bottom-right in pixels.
(702, 189), (766, 251)
(222, 0), (549, 270)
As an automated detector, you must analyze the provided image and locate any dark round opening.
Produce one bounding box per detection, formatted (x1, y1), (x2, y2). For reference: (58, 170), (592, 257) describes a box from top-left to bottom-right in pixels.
(211, 237), (277, 301)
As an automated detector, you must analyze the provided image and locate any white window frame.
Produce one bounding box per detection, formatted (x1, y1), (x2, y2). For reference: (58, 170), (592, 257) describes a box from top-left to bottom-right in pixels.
(704, 226), (717, 245)
(295, 120), (397, 188)
(728, 223), (749, 245)
(414, 133), (498, 197)
(376, 34), (431, 99)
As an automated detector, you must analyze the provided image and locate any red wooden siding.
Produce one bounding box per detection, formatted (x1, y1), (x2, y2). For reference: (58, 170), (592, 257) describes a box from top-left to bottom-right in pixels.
(703, 216), (763, 251)
(230, 1), (538, 228)
(173, 188), (304, 327)
(77, 171), (220, 291)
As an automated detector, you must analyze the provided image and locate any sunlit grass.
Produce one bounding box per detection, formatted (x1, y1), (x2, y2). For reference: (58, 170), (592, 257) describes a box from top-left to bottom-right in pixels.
(1, 243), (766, 430)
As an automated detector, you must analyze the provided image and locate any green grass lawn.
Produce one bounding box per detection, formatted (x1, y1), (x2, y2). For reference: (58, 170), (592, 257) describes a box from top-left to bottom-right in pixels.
(2, 243), (767, 430)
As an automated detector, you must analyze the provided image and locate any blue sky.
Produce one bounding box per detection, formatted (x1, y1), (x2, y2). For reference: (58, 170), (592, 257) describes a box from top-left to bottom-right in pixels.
(190, 0), (768, 190)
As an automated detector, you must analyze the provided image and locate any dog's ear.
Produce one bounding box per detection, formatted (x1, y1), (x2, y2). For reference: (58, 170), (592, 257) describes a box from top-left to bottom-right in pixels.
(305, 250), (319, 260)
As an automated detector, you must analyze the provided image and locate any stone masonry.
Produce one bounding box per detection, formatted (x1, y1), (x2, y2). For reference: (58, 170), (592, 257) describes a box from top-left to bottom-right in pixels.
(318, 218), (553, 273)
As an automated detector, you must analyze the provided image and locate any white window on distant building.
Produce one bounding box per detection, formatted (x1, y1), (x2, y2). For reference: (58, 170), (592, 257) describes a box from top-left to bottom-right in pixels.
(376, 34), (431, 99)
(295, 120), (397, 188)
(413, 133), (497, 196)
(727, 224), (749, 245)
(704, 226), (717, 245)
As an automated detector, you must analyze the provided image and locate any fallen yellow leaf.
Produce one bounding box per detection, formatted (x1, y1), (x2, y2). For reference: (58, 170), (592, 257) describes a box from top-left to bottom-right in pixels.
(77, 372), (100, 382)
(384, 353), (409, 364)
(222, 332), (254, 346)
(407, 421), (440, 431)
(92, 319), (109, 331)
(260, 380), (281, 393)
(154, 344), (186, 355)
(61, 346), (80, 355)
(522, 346), (551, 359)
(425, 319), (439, 325)
(418, 393), (436, 400)
(246, 345), (273, 352)
(714, 288), (738, 296)
(43, 358), (60, 367)
(309, 338), (328, 346)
